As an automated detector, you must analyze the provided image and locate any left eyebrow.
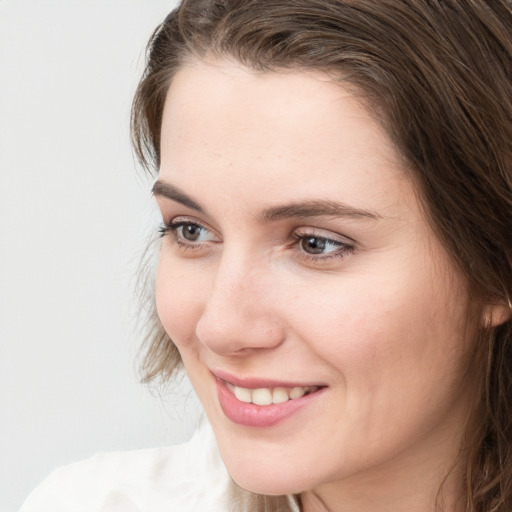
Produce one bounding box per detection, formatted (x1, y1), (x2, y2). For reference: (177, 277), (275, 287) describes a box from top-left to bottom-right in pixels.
(259, 199), (382, 222)
(152, 179), (381, 222)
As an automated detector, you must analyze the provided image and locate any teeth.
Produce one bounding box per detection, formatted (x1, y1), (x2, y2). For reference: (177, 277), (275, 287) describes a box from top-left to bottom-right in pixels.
(272, 387), (289, 404)
(252, 388), (273, 406)
(230, 384), (318, 405)
(289, 387), (306, 399)
(234, 386), (252, 403)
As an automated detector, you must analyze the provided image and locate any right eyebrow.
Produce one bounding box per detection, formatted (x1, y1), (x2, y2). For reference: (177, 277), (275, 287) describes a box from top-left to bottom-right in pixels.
(152, 180), (205, 214)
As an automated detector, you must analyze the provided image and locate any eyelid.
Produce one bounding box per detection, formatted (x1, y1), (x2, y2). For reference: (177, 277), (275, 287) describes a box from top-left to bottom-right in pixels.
(291, 226), (356, 265)
(161, 216), (221, 246)
(167, 216), (219, 235)
(293, 226), (356, 245)
(159, 217), (355, 264)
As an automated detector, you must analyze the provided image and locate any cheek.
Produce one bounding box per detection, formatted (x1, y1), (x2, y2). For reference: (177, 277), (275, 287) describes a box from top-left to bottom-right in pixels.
(279, 279), (471, 474)
(285, 262), (469, 404)
(155, 254), (204, 349)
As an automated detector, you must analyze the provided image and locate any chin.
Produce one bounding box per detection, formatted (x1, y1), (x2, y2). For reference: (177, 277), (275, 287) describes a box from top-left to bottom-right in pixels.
(230, 470), (304, 497)
(217, 442), (316, 497)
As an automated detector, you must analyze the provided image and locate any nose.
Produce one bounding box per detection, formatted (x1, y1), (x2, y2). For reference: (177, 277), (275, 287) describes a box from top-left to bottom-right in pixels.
(195, 249), (285, 357)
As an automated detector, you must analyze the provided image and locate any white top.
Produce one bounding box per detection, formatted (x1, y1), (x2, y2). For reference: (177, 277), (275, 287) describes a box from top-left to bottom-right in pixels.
(19, 418), (235, 512)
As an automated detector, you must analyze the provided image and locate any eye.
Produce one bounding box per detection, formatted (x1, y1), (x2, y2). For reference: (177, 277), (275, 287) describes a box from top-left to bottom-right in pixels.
(159, 218), (219, 246)
(299, 236), (340, 255)
(178, 223), (210, 242)
(293, 229), (355, 263)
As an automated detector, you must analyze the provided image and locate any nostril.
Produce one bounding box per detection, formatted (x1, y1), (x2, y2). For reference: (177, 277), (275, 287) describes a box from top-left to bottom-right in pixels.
(195, 309), (286, 356)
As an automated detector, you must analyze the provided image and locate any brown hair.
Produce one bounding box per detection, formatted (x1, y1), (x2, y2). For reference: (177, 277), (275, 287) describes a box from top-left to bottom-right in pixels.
(131, 1), (512, 510)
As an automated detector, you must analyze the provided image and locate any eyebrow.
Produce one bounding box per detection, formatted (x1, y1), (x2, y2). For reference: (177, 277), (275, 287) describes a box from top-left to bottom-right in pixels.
(152, 180), (205, 214)
(152, 179), (381, 221)
(259, 200), (381, 222)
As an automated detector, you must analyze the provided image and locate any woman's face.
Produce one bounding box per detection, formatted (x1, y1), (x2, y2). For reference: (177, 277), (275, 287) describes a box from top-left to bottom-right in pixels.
(155, 60), (476, 497)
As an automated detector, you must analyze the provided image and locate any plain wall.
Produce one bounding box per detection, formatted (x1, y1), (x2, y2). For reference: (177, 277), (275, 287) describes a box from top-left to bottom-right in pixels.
(0, 2), (202, 510)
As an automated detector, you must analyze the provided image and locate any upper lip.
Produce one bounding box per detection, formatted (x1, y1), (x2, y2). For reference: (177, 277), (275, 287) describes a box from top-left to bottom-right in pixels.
(211, 368), (327, 389)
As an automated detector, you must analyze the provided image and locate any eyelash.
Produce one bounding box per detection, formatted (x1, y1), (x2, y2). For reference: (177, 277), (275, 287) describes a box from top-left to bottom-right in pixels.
(290, 231), (354, 262)
(158, 221), (214, 248)
(158, 220), (354, 262)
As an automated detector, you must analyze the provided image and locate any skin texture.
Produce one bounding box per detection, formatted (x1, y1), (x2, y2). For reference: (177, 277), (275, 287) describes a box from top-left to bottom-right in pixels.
(154, 60), (479, 512)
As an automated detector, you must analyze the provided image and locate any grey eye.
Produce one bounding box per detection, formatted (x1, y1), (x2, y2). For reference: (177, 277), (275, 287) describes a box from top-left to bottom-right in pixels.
(181, 223), (203, 241)
(300, 236), (327, 254)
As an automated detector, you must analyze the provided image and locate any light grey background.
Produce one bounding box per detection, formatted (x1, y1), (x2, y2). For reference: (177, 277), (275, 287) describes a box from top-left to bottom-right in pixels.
(0, 2), (201, 510)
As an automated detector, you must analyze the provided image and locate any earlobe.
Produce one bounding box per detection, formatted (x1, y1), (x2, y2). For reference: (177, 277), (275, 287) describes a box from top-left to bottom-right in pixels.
(483, 297), (512, 327)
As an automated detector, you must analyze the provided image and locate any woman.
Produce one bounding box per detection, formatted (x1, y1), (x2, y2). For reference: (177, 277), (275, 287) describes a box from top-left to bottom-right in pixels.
(21, 1), (512, 511)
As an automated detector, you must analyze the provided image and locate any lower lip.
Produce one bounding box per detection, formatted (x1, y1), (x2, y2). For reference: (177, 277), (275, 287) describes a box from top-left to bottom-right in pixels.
(215, 378), (325, 427)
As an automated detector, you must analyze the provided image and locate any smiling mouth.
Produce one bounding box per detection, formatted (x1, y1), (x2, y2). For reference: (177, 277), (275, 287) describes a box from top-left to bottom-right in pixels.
(214, 373), (327, 427)
(225, 381), (321, 406)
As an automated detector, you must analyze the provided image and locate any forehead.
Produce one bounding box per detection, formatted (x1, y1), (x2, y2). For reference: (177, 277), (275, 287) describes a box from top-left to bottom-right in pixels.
(159, 59), (409, 216)
(161, 60), (403, 159)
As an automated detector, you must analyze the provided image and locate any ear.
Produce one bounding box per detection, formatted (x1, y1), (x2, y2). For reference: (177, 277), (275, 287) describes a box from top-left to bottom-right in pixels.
(482, 298), (512, 327)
